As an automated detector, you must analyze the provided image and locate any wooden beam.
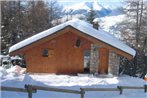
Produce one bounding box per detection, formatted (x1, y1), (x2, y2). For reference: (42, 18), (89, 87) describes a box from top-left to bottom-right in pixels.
(80, 88), (119, 91)
(1, 86), (27, 92)
(30, 85), (81, 94)
(1, 86), (36, 93)
(120, 86), (144, 89)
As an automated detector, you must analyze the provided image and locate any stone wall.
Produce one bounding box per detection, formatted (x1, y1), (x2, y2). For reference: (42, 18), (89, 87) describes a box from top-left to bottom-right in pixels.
(108, 51), (120, 75)
(90, 45), (120, 76)
(90, 44), (99, 74)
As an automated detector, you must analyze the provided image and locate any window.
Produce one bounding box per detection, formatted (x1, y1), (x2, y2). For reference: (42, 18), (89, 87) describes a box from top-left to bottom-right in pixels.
(75, 38), (81, 48)
(42, 48), (54, 57)
(42, 49), (48, 57)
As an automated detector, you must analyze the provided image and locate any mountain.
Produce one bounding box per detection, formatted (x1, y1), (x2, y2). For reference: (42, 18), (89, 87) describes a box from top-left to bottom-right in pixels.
(63, 1), (123, 17)
(56, 1), (125, 38)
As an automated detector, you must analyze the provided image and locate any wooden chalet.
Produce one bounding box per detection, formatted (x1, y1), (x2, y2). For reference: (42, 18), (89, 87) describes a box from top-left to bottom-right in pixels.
(9, 19), (136, 75)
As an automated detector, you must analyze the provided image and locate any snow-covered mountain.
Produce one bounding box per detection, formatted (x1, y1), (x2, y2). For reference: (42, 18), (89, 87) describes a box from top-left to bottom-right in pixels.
(63, 1), (123, 17)
(55, 1), (125, 39)
(99, 14), (125, 37)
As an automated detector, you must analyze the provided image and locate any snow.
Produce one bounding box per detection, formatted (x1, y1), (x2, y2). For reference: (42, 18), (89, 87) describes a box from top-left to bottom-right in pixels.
(93, 18), (101, 23)
(1, 66), (147, 98)
(11, 56), (22, 60)
(9, 19), (136, 57)
(0, 55), (9, 60)
(63, 2), (104, 12)
(6, 65), (26, 74)
(63, 2), (90, 11)
(0, 67), (8, 77)
(63, 1), (120, 13)
(99, 14), (125, 32)
(93, 1), (102, 10)
(0, 55), (10, 62)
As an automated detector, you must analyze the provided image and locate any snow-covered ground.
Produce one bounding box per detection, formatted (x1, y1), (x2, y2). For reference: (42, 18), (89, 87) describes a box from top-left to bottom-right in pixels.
(1, 66), (147, 98)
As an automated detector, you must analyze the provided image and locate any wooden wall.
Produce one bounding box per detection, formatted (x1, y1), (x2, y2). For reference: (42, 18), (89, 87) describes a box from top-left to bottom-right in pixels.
(24, 32), (91, 74)
(98, 48), (109, 74)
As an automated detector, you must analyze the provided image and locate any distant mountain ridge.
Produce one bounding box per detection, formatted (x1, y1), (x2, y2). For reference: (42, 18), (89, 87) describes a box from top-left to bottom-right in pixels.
(57, 1), (124, 35)
(63, 1), (123, 17)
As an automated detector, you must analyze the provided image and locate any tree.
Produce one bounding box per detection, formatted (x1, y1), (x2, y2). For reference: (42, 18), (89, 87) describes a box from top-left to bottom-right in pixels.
(46, 0), (63, 26)
(1, 0), (63, 54)
(118, 0), (147, 78)
(86, 5), (97, 24)
(25, 0), (50, 36)
(1, 1), (26, 53)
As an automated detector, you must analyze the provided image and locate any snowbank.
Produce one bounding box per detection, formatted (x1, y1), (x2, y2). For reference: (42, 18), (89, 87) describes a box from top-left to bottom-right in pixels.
(1, 66), (147, 98)
(6, 65), (26, 74)
(0, 67), (8, 78)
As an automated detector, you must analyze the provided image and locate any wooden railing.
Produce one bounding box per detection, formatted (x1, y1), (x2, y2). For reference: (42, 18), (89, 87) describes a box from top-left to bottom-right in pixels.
(80, 87), (119, 98)
(1, 85), (147, 98)
(117, 85), (147, 94)
(1, 85), (82, 98)
(1, 86), (37, 98)
(1, 86), (36, 93)
(25, 85), (82, 98)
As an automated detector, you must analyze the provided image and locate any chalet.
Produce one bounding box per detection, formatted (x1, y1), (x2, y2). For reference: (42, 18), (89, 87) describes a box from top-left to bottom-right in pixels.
(9, 19), (136, 75)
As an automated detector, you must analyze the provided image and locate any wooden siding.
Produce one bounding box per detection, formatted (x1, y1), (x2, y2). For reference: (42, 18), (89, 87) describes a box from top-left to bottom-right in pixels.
(25, 32), (91, 74)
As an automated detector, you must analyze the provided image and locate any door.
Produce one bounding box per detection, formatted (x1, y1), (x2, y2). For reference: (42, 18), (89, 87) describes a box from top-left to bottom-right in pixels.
(98, 48), (109, 74)
(84, 49), (90, 73)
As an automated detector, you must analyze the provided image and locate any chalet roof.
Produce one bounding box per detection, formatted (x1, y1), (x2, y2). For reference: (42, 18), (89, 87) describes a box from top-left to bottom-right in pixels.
(9, 19), (136, 57)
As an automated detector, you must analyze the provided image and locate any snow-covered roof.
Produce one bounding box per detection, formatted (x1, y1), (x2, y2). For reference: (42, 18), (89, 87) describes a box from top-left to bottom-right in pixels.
(93, 18), (101, 23)
(9, 19), (136, 57)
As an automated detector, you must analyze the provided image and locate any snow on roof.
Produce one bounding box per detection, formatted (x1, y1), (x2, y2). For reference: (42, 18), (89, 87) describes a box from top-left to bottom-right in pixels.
(93, 18), (101, 23)
(9, 19), (136, 57)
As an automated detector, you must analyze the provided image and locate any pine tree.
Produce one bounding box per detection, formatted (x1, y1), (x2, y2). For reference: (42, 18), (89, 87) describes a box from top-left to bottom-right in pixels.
(86, 5), (97, 24)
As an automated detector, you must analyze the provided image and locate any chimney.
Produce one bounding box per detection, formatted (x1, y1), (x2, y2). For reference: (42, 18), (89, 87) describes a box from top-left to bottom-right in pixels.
(92, 18), (100, 30)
